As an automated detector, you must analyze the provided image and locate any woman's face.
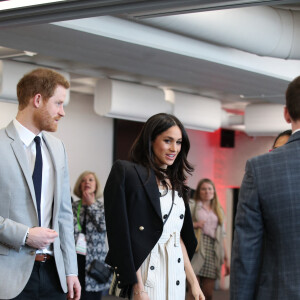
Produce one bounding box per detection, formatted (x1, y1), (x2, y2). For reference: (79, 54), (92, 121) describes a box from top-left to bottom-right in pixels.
(152, 125), (182, 169)
(80, 173), (96, 195)
(199, 182), (214, 202)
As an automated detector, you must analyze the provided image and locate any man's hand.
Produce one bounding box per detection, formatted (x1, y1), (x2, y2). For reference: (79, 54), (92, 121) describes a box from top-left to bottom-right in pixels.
(67, 276), (81, 300)
(26, 227), (58, 249)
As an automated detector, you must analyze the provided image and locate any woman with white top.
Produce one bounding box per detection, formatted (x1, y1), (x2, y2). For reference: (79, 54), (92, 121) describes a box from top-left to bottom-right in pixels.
(104, 113), (205, 300)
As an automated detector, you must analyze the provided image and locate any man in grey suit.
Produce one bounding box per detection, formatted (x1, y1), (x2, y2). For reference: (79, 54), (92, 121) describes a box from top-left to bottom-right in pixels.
(0, 68), (81, 299)
(230, 75), (300, 299)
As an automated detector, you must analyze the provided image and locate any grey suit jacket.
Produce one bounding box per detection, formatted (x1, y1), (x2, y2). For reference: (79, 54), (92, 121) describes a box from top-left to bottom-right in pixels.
(231, 131), (300, 300)
(0, 121), (78, 299)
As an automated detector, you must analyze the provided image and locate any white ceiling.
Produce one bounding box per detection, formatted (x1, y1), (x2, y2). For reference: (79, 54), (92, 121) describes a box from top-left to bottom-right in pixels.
(0, 0), (299, 114)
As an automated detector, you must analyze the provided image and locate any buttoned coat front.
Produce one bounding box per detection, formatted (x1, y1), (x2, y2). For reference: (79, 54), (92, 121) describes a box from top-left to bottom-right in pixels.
(0, 121), (78, 299)
(104, 160), (196, 289)
(231, 131), (300, 299)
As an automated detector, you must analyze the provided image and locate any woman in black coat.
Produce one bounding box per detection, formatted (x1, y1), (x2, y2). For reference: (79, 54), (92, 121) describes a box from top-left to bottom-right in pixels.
(104, 113), (204, 300)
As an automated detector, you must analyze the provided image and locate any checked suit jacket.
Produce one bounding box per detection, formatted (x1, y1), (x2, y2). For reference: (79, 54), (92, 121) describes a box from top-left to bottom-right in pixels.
(0, 121), (78, 299)
(231, 130), (300, 300)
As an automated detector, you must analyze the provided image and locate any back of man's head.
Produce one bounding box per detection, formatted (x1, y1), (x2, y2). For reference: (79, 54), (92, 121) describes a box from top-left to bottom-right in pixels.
(286, 76), (300, 121)
(17, 68), (70, 111)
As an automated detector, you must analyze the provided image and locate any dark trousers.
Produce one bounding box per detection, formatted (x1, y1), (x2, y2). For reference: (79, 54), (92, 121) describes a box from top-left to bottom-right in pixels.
(11, 259), (66, 300)
(77, 254), (102, 300)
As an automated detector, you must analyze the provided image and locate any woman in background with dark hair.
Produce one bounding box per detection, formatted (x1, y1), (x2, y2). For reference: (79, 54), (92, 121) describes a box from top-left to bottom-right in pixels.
(272, 129), (292, 149)
(104, 113), (204, 300)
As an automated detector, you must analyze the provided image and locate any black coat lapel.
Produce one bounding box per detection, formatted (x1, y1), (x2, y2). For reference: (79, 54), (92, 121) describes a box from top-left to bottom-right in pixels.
(134, 164), (162, 220)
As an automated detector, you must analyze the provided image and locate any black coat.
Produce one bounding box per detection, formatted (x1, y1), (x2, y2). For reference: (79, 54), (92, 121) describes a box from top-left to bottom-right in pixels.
(104, 160), (197, 288)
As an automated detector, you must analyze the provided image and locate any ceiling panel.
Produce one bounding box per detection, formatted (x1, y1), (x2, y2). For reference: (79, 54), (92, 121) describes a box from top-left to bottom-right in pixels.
(0, 0), (299, 27)
(0, 22), (290, 107)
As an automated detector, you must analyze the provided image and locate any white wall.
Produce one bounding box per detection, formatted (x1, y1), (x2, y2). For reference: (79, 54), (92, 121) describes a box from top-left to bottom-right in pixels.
(53, 92), (113, 197)
(0, 101), (18, 128)
(0, 93), (114, 198)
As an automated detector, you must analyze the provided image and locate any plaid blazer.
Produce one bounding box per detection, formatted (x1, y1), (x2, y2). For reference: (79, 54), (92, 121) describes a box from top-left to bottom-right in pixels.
(231, 130), (300, 300)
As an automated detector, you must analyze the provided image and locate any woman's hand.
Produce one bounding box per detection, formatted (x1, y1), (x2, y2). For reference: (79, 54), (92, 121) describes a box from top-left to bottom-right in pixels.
(82, 191), (95, 206)
(132, 282), (150, 300)
(224, 257), (230, 276)
(132, 290), (150, 300)
(190, 280), (205, 300)
(194, 220), (205, 229)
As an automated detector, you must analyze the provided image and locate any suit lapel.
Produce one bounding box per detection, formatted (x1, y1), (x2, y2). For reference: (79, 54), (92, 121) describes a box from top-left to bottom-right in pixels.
(6, 122), (37, 209)
(42, 133), (59, 221)
(287, 130), (300, 144)
(134, 164), (162, 220)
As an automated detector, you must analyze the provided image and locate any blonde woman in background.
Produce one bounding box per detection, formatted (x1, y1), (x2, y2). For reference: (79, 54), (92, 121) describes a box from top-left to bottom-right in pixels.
(187, 178), (230, 300)
(73, 171), (110, 300)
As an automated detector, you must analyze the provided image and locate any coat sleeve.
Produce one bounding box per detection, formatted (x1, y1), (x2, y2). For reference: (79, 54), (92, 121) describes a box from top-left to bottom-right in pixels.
(104, 160), (137, 288)
(181, 201), (197, 260)
(230, 160), (263, 300)
(57, 144), (78, 276)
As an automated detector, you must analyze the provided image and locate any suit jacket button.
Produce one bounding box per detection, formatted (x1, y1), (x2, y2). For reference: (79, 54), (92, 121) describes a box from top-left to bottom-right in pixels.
(176, 280), (180, 285)
(118, 281), (121, 284)
(180, 214), (184, 219)
(139, 226), (144, 231)
(150, 266), (155, 270)
(117, 274), (120, 277)
(115, 267), (118, 270)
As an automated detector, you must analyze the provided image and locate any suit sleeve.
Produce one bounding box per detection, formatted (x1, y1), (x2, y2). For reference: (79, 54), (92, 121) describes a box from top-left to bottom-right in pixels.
(0, 217), (28, 251)
(104, 160), (137, 287)
(57, 144), (78, 276)
(230, 160), (263, 300)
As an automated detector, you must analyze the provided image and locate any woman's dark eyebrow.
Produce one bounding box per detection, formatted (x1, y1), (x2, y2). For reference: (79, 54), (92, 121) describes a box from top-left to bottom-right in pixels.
(163, 136), (182, 141)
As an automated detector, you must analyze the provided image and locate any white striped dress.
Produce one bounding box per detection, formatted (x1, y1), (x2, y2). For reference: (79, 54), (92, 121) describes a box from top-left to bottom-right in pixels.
(131, 190), (186, 300)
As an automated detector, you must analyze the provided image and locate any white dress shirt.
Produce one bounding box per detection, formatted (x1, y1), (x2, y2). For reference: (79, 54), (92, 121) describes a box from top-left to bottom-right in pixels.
(13, 119), (54, 254)
(293, 128), (300, 135)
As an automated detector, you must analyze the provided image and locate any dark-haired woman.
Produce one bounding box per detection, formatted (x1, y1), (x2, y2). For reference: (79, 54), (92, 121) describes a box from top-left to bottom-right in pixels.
(272, 129), (292, 149)
(104, 113), (204, 300)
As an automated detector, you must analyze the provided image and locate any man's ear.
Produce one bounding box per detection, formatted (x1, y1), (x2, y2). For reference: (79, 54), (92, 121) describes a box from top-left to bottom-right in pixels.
(32, 94), (42, 108)
(284, 106), (292, 124)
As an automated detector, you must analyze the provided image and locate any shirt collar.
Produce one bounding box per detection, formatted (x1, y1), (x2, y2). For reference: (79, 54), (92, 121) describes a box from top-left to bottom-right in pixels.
(292, 128), (300, 135)
(13, 119), (43, 147)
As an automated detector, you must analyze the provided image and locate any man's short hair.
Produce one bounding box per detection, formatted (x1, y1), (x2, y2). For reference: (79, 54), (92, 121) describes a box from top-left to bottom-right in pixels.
(286, 76), (300, 121)
(17, 68), (70, 110)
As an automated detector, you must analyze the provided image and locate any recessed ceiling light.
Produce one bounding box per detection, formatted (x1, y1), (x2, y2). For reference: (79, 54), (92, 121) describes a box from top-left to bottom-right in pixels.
(0, 50), (37, 59)
(240, 94), (284, 99)
(0, 0), (66, 11)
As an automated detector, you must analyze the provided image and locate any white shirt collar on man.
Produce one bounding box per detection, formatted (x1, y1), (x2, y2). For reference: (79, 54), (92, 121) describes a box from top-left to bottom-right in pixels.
(293, 128), (300, 135)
